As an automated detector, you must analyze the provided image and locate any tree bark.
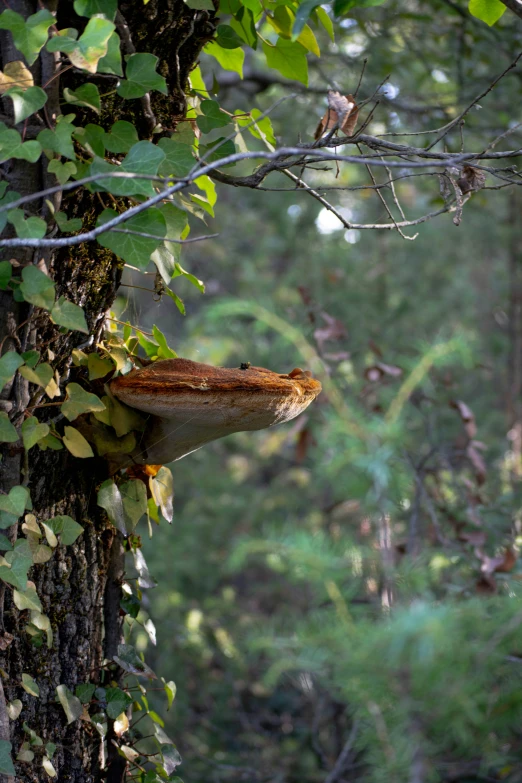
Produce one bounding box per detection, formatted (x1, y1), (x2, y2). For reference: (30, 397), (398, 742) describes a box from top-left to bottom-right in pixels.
(0, 0), (216, 777)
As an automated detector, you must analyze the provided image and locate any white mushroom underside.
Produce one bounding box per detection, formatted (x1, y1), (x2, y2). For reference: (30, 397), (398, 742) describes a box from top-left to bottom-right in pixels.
(123, 392), (311, 464)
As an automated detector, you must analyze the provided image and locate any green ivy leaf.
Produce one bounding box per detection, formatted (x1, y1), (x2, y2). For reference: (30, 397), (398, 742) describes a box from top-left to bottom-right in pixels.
(0, 740), (15, 775)
(96, 208), (166, 269)
(63, 83), (101, 113)
(48, 159), (77, 185)
(234, 108), (276, 147)
(73, 123), (105, 157)
(333, 0), (385, 12)
(50, 296), (89, 333)
(120, 480), (148, 531)
(215, 24), (244, 49)
(0, 486), (28, 519)
(262, 38), (308, 86)
(97, 31), (123, 75)
(173, 262), (205, 293)
(291, 0), (322, 38)
(13, 582), (42, 612)
(62, 426), (94, 458)
(152, 325), (177, 358)
(74, 0), (117, 20)
(137, 330), (160, 358)
(97, 479), (126, 534)
(21, 349), (40, 368)
(204, 41), (244, 77)
(105, 687), (133, 719)
(113, 643), (156, 679)
(91, 141), (166, 197)
(56, 685), (83, 724)
(104, 120), (139, 153)
(21, 673), (40, 697)
(121, 590), (140, 618)
(0, 260), (12, 289)
(197, 99), (230, 134)
(19, 362), (57, 399)
(0, 542), (33, 589)
(315, 6), (334, 40)
(163, 287), (186, 315)
(468, 0), (506, 24)
(0, 122), (42, 163)
(55, 212), (82, 233)
(21, 416), (50, 451)
(158, 745), (182, 775)
(44, 515), (84, 545)
(184, 0), (214, 8)
(62, 383), (106, 421)
(0, 351), (24, 391)
(151, 204), (188, 279)
(103, 392), (145, 437)
(117, 52), (168, 99)
(76, 683), (96, 704)
(0, 412), (18, 443)
(0, 9), (55, 66)
(157, 138), (196, 178)
(199, 138), (236, 166)
(4, 85), (47, 124)
(47, 17), (115, 73)
(87, 353), (113, 380)
(164, 680), (177, 710)
(133, 548), (157, 588)
(19, 266), (55, 310)
(37, 115), (76, 160)
(7, 208), (46, 240)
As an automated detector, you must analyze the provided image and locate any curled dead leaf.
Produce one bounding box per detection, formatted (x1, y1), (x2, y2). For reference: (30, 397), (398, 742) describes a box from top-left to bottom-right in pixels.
(450, 399), (477, 439)
(478, 547), (517, 576)
(364, 362), (403, 382)
(314, 91), (359, 140)
(457, 165), (486, 194)
(467, 440), (487, 485)
(314, 312), (347, 351)
(0, 632), (14, 651)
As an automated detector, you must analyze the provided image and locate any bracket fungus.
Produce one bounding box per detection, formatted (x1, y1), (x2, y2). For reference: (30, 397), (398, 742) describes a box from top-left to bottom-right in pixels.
(109, 358), (322, 465)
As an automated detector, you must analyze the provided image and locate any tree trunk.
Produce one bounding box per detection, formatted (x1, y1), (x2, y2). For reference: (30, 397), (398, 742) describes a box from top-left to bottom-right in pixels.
(0, 1), (215, 777)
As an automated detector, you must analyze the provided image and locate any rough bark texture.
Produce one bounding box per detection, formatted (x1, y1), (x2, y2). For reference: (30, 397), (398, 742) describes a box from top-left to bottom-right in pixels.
(0, 0), (216, 778)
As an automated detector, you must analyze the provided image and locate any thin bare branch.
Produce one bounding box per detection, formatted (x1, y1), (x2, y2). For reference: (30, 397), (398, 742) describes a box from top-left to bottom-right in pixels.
(111, 229), (218, 244)
(426, 50), (522, 150)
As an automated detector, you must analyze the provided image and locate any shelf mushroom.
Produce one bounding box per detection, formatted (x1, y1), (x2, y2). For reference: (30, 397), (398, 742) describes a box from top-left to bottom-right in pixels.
(109, 358), (322, 465)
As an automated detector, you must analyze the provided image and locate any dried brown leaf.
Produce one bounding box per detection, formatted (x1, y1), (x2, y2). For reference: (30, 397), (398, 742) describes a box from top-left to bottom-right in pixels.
(314, 91), (358, 139)
(457, 165), (486, 194)
(450, 399), (477, 438)
(314, 312), (347, 351)
(467, 441), (487, 485)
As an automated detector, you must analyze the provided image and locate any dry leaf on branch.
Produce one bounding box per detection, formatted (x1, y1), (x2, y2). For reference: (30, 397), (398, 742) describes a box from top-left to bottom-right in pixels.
(450, 399), (477, 439)
(364, 362), (403, 382)
(314, 90), (359, 140)
(457, 165), (487, 194)
(314, 311), (347, 351)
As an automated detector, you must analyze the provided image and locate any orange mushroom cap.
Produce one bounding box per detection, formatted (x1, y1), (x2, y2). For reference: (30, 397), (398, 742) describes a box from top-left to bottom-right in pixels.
(109, 358), (322, 465)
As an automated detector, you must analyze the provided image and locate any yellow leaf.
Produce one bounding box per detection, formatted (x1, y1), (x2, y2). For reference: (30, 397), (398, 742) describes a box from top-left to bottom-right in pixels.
(0, 61), (33, 93)
(63, 426), (94, 458)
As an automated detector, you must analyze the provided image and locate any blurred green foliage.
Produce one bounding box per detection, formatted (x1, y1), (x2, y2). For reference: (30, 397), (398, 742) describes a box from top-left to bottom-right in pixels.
(118, 1), (522, 781)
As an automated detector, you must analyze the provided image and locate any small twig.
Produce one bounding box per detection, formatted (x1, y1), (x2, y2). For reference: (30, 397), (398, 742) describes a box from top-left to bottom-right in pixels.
(281, 169), (353, 230)
(426, 50), (522, 150)
(111, 229), (218, 244)
(353, 58), (367, 99)
(324, 721), (359, 783)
